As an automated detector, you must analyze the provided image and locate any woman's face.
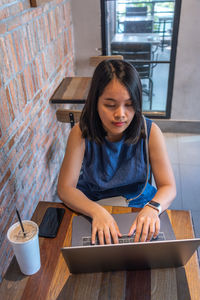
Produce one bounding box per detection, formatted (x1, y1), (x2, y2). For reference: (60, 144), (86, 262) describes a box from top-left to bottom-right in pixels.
(97, 78), (135, 142)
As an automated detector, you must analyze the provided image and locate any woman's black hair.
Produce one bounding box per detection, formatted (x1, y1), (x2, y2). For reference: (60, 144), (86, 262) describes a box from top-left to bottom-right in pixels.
(79, 59), (144, 144)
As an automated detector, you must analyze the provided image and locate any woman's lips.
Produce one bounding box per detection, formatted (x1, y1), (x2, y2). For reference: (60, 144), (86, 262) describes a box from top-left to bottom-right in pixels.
(112, 122), (126, 127)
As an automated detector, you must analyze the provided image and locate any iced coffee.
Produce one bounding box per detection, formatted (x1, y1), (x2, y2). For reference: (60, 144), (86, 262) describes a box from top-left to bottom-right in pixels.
(9, 221), (37, 243)
(7, 220), (41, 275)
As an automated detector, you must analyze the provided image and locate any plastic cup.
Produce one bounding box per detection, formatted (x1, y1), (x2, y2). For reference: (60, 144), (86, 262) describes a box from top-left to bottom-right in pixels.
(7, 220), (41, 275)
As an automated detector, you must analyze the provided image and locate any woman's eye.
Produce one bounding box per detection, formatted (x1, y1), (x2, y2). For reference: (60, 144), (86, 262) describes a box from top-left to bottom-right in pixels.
(104, 104), (115, 108)
(126, 103), (133, 107)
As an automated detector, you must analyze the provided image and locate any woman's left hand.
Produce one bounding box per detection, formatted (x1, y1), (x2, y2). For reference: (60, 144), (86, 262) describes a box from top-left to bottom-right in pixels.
(128, 206), (160, 242)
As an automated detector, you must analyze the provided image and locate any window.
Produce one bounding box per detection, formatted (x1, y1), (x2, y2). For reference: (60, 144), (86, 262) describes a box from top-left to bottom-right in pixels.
(101, 0), (181, 118)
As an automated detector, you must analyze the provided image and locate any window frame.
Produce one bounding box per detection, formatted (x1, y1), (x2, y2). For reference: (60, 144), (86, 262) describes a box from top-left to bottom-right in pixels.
(100, 0), (182, 119)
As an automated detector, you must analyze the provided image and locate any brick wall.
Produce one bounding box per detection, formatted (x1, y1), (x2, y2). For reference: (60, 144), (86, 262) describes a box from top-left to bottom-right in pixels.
(0, 0), (74, 280)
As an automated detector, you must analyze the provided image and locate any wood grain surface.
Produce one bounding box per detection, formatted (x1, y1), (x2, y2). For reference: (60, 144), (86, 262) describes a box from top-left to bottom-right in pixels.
(1, 202), (200, 300)
(50, 77), (91, 104)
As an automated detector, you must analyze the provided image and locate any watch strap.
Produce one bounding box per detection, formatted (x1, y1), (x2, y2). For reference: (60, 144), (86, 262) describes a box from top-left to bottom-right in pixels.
(145, 201), (162, 215)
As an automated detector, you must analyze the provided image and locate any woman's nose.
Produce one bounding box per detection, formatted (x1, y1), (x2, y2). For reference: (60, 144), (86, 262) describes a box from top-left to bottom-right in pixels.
(114, 106), (125, 120)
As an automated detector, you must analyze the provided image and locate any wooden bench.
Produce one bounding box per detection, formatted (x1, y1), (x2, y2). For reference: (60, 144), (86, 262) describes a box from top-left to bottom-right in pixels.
(56, 109), (82, 128)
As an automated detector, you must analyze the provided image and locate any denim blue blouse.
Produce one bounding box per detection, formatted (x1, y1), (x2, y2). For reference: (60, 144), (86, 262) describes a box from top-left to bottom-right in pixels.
(77, 117), (156, 207)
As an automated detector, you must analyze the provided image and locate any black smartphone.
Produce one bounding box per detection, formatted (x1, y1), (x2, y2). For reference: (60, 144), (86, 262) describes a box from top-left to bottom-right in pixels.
(39, 207), (65, 238)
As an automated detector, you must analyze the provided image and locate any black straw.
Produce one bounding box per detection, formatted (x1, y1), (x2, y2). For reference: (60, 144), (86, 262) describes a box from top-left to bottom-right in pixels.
(16, 209), (26, 237)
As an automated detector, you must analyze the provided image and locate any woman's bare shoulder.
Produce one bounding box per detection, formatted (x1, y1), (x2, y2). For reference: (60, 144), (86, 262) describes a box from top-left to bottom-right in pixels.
(67, 123), (84, 145)
(149, 122), (167, 157)
(149, 122), (165, 143)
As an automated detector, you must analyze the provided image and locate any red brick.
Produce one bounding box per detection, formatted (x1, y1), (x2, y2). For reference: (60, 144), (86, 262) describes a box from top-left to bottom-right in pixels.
(0, 88), (12, 127)
(63, 30), (69, 56)
(19, 149), (31, 169)
(23, 130), (34, 150)
(40, 52), (48, 82)
(0, 130), (8, 149)
(43, 14), (51, 44)
(32, 20), (40, 54)
(0, 7), (9, 21)
(30, 62), (38, 93)
(0, 169), (11, 191)
(0, 22), (6, 35)
(24, 102), (32, 117)
(7, 15), (22, 35)
(24, 64), (34, 100)
(22, 26), (32, 63)
(39, 16), (47, 49)
(8, 134), (15, 151)
(22, 1), (31, 11)
(8, 80), (19, 115)
(34, 56), (43, 88)
(0, 152), (7, 179)
(32, 90), (42, 106)
(0, 37), (11, 82)
(16, 73), (26, 112)
(0, 179), (15, 207)
(12, 30), (25, 72)
(35, 18), (42, 51)
(57, 34), (64, 63)
(30, 102), (39, 122)
(8, 3), (22, 18)
(48, 10), (56, 41)
(26, 22), (36, 58)
(63, 1), (71, 28)
(58, 5), (64, 32)
(1, 207), (16, 242)
(55, 6), (62, 35)
(4, 33), (18, 74)
(9, 146), (24, 173)
(20, 72), (28, 104)
(68, 27), (73, 53)
(26, 153), (34, 167)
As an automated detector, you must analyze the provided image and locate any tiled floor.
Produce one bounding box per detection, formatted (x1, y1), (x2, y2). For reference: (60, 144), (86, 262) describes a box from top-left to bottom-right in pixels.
(164, 133), (200, 262)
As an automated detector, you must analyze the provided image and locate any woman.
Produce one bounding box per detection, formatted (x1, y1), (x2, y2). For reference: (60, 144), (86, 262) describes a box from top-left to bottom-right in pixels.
(58, 60), (176, 245)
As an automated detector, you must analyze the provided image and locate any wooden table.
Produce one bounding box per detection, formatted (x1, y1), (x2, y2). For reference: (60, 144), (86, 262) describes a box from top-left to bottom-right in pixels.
(1, 202), (200, 300)
(50, 77), (91, 104)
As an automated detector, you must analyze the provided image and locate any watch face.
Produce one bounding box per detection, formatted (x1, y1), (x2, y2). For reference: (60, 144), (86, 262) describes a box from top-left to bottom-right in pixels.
(149, 200), (160, 208)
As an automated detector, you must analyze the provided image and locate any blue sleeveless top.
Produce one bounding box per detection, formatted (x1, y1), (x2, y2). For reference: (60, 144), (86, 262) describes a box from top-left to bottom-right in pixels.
(77, 117), (157, 207)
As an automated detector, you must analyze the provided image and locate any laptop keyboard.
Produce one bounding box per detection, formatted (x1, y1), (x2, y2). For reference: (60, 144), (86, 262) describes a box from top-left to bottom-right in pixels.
(82, 232), (166, 246)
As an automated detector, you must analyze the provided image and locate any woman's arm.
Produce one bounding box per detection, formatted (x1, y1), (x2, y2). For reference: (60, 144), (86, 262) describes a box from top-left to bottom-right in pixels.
(129, 122), (176, 242)
(149, 122), (176, 209)
(57, 124), (121, 244)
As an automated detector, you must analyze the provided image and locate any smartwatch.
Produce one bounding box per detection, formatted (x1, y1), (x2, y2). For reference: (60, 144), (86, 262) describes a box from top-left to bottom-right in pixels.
(145, 200), (162, 215)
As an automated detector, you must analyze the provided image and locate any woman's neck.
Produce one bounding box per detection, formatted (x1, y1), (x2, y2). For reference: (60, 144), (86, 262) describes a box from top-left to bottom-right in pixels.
(106, 133), (123, 143)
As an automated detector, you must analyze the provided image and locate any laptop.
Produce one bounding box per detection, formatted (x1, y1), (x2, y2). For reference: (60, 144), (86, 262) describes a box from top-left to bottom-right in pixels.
(61, 212), (200, 273)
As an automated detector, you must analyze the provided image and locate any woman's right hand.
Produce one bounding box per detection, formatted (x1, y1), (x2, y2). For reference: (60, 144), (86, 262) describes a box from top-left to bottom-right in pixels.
(91, 206), (122, 245)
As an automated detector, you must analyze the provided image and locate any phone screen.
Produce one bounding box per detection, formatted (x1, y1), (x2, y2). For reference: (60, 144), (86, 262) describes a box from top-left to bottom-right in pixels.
(39, 207), (65, 238)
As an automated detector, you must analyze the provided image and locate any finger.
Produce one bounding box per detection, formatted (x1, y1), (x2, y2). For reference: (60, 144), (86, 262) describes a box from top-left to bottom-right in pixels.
(110, 225), (119, 244)
(153, 219), (160, 238)
(91, 227), (97, 244)
(128, 220), (136, 236)
(98, 230), (105, 245)
(104, 227), (112, 244)
(140, 218), (151, 242)
(115, 223), (122, 238)
(134, 219), (144, 242)
(146, 222), (155, 241)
